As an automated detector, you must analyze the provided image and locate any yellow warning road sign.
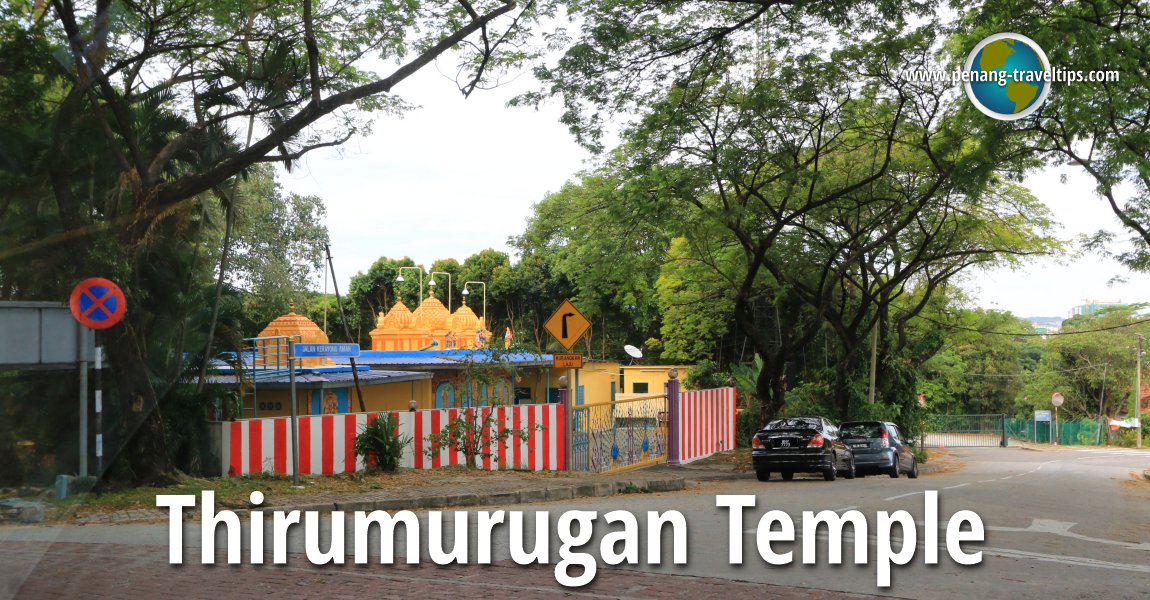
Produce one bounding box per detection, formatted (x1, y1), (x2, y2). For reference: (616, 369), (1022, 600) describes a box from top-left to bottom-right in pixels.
(544, 299), (590, 352)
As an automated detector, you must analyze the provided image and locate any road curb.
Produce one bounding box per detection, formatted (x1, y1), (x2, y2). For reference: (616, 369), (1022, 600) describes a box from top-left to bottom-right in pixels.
(269, 476), (698, 515)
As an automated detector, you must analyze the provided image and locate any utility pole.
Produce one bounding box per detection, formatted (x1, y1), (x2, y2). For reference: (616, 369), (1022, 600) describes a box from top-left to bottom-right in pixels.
(1137, 334), (1143, 449)
(325, 243), (366, 413)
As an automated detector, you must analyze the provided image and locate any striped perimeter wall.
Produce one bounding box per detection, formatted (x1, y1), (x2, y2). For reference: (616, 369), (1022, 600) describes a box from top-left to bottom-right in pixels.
(676, 387), (737, 464)
(217, 404), (567, 476)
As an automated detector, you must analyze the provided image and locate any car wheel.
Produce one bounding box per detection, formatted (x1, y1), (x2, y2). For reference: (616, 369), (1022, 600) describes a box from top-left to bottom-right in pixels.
(888, 459), (900, 478)
(781, 471), (794, 481)
(844, 457), (856, 480)
(756, 469), (771, 482)
(907, 457), (919, 479)
(823, 456), (837, 481)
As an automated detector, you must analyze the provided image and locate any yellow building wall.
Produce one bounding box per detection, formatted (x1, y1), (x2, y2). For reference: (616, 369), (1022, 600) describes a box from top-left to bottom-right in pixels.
(618, 365), (691, 399)
(510, 367), (560, 404)
(362, 379), (433, 412)
(240, 379), (433, 418)
(576, 361), (619, 405)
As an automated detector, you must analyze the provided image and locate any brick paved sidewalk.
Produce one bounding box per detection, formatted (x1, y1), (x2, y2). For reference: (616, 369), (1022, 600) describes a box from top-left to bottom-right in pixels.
(1, 541), (889, 600)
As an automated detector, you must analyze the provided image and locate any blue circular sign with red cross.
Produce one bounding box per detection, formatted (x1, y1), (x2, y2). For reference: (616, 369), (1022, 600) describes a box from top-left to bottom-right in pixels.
(70, 277), (126, 330)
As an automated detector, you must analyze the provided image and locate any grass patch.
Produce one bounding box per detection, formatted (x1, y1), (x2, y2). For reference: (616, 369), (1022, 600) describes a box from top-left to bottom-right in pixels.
(48, 466), (577, 515)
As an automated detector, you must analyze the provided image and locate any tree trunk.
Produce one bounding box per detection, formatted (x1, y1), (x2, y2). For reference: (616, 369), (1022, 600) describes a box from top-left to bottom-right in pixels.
(197, 194), (235, 392)
(106, 326), (174, 484)
(755, 351), (788, 427)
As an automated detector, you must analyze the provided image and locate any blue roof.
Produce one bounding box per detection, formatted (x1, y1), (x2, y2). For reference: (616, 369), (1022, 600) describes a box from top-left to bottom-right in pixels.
(333, 349), (553, 368)
(203, 368), (430, 388)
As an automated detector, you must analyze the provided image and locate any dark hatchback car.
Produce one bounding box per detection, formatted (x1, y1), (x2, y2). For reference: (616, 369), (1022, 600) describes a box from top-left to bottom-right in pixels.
(839, 421), (918, 478)
(751, 416), (855, 481)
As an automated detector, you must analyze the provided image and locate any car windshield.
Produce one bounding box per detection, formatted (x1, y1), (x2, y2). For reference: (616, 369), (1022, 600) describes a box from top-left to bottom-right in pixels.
(841, 423), (883, 438)
(765, 418), (820, 430)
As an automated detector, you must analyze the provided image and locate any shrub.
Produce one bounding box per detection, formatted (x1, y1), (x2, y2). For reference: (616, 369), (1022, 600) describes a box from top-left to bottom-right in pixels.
(736, 409), (762, 448)
(425, 408), (540, 469)
(354, 413), (410, 472)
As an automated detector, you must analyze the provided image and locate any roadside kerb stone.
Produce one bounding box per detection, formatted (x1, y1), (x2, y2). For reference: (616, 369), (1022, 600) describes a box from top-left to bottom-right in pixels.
(647, 478), (687, 492)
(480, 491), (520, 506)
(545, 487), (574, 501)
(258, 476), (702, 516)
(518, 488), (549, 503)
(414, 495), (449, 509)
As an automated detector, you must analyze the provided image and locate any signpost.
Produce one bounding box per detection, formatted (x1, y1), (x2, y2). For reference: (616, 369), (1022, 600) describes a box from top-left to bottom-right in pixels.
(69, 278), (126, 330)
(553, 353), (583, 369)
(69, 278), (125, 479)
(292, 342), (360, 358)
(543, 299), (591, 352)
(545, 299), (590, 473)
(1034, 409), (1052, 444)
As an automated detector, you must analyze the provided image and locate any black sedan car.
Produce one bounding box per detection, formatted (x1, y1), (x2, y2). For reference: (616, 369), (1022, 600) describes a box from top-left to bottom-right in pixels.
(751, 416), (855, 481)
(839, 421), (919, 478)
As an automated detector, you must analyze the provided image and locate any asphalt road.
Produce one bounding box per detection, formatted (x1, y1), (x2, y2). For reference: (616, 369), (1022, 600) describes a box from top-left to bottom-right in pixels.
(3, 446), (1149, 599)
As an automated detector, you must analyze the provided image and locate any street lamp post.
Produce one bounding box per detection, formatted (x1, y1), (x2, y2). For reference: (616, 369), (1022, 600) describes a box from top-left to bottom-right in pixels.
(429, 271), (453, 311)
(462, 281), (487, 323)
(395, 266), (424, 303)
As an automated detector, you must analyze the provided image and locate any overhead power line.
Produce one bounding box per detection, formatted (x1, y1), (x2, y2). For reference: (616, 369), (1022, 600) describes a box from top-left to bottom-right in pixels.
(916, 314), (1150, 337)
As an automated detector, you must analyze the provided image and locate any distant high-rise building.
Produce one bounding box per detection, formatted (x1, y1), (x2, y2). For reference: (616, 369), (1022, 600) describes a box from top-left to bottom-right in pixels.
(1069, 299), (1124, 317)
(1025, 316), (1063, 337)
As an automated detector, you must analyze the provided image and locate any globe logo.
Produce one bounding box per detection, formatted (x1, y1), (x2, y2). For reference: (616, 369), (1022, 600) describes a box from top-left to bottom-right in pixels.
(963, 33), (1051, 121)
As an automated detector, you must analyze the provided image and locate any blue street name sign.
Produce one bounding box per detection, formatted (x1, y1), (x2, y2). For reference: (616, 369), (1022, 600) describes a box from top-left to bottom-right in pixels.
(1034, 410), (1052, 422)
(293, 343), (361, 358)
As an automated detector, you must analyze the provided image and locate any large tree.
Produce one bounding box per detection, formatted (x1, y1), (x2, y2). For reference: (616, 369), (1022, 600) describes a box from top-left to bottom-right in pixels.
(1, 0), (552, 482)
(955, 1), (1150, 271)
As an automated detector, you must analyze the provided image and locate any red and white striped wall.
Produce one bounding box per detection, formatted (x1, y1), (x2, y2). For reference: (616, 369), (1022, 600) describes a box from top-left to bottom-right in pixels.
(409, 405), (565, 471)
(217, 404), (567, 476)
(676, 387), (737, 464)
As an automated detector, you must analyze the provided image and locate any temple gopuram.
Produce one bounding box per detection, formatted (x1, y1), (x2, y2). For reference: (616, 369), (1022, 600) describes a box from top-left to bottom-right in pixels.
(368, 293), (491, 351)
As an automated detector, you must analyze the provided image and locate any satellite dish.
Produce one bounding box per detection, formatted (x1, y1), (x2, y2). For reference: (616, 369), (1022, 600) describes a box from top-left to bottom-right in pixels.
(624, 345), (643, 359)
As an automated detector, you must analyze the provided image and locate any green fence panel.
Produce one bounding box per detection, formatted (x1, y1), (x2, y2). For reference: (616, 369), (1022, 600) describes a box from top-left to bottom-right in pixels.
(1007, 418), (1104, 446)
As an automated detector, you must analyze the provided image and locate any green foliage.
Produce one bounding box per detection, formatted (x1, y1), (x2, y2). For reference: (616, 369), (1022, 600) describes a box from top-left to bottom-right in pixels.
(347, 257), (421, 344)
(920, 310), (1040, 415)
(953, 1), (1150, 270)
(735, 410), (762, 448)
(228, 167), (331, 330)
(779, 382), (836, 420)
(684, 359), (728, 391)
(656, 237), (737, 362)
(512, 171), (669, 358)
(729, 356), (763, 410)
(354, 414), (410, 473)
(423, 409), (539, 469)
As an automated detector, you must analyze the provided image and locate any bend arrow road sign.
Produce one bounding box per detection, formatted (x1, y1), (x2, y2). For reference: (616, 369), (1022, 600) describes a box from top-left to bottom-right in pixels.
(292, 343), (361, 358)
(543, 299), (591, 352)
(70, 278), (126, 330)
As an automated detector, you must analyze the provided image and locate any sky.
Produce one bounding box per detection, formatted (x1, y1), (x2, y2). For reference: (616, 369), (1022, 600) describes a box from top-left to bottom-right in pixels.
(278, 58), (1150, 321)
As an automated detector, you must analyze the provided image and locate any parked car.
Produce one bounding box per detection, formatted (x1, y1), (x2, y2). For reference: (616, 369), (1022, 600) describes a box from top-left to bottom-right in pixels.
(839, 421), (918, 478)
(750, 416), (854, 481)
